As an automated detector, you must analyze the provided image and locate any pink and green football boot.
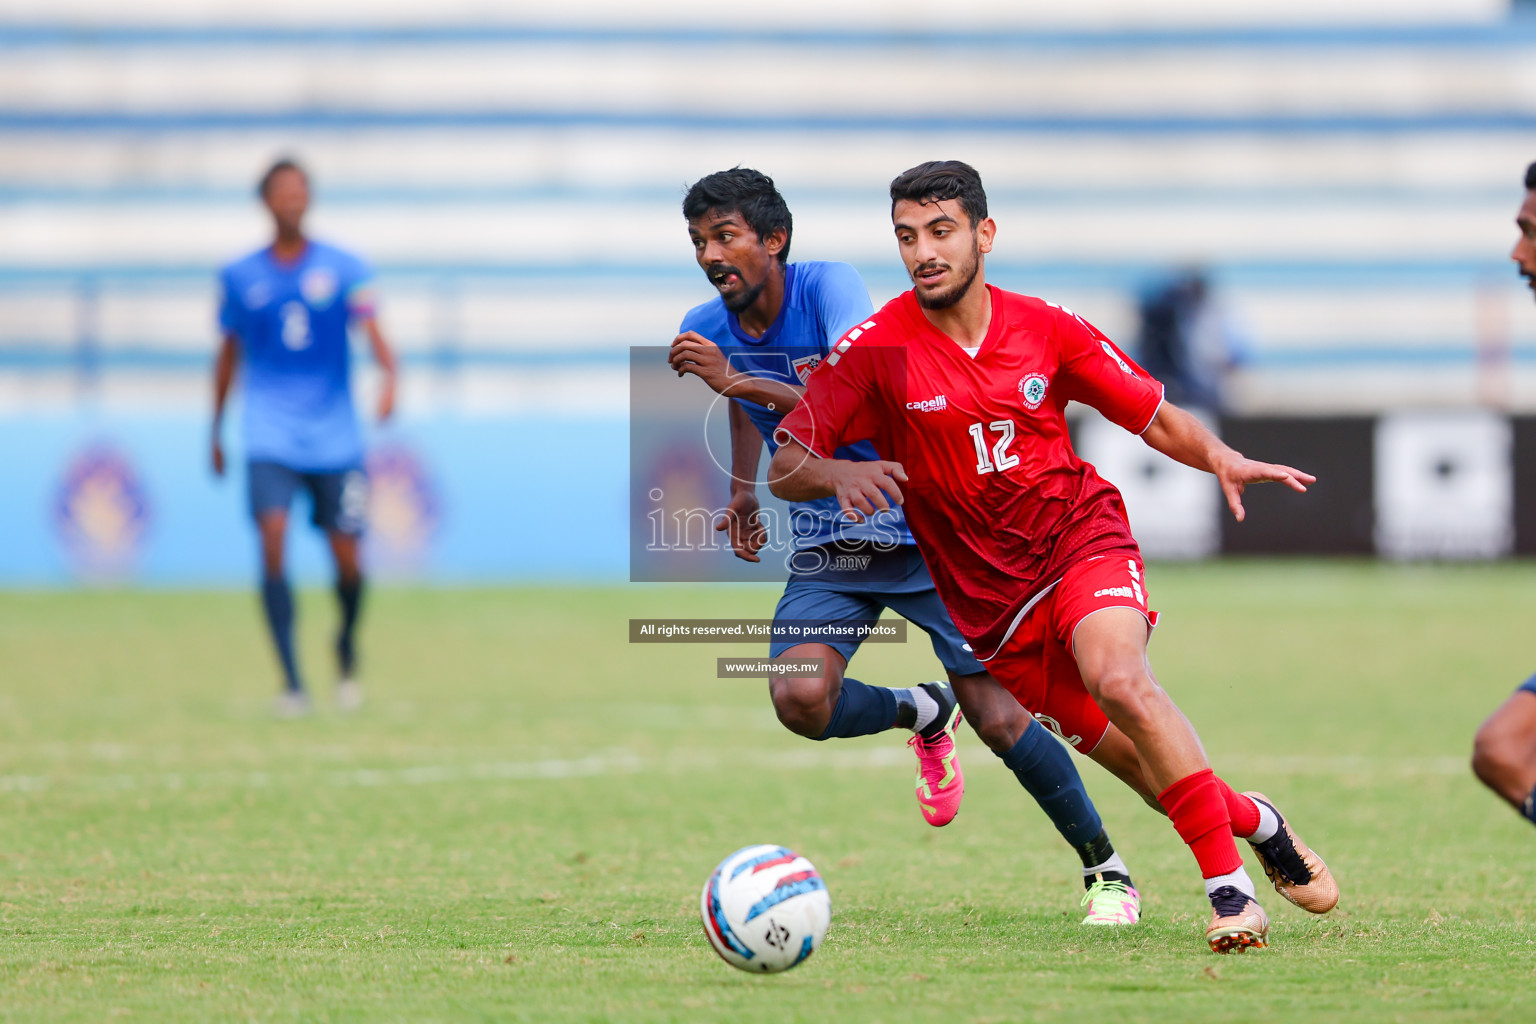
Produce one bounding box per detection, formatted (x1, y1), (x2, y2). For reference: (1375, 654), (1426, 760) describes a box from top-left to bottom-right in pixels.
(908, 682), (965, 827)
(1080, 878), (1141, 926)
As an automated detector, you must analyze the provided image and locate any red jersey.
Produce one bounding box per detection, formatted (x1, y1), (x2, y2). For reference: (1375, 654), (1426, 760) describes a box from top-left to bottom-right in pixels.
(774, 285), (1165, 660)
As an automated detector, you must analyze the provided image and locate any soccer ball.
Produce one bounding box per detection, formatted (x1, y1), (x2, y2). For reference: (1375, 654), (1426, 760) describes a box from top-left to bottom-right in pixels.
(699, 844), (832, 973)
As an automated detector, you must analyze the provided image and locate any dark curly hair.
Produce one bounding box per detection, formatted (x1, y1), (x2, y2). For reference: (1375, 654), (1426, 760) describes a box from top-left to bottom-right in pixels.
(889, 160), (988, 229)
(682, 168), (792, 264)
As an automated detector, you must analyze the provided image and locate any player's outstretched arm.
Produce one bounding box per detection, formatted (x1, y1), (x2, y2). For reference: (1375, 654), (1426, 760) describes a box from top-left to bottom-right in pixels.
(210, 332), (239, 477)
(1141, 402), (1315, 522)
(363, 318), (398, 422)
(767, 439), (906, 522)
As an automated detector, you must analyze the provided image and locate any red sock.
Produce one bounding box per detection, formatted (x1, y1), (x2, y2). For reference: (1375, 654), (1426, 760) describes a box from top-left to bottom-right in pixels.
(1158, 768), (1243, 879)
(1215, 776), (1261, 839)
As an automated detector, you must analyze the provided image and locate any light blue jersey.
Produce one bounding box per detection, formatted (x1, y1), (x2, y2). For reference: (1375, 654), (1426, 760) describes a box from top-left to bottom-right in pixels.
(218, 241), (376, 471)
(679, 260), (913, 549)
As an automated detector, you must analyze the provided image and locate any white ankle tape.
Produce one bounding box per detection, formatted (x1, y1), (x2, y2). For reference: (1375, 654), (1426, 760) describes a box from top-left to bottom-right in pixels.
(907, 686), (940, 733)
(1205, 867), (1257, 900)
(1083, 852), (1129, 878)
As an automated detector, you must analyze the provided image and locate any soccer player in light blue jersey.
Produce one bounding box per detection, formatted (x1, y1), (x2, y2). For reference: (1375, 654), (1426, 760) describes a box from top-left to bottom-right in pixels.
(668, 169), (1141, 924)
(212, 159), (398, 716)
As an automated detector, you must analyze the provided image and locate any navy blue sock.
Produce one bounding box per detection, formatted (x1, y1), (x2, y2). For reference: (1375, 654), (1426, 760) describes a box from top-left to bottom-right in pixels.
(813, 678), (899, 740)
(1524, 785), (1536, 827)
(997, 719), (1103, 849)
(260, 575), (302, 694)
(335, 575), (364, 677)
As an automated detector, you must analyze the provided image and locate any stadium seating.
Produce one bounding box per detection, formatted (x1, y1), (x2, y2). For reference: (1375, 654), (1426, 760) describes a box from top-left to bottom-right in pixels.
(1, 3), (1535, 415)
(5, 3), (1536, 583)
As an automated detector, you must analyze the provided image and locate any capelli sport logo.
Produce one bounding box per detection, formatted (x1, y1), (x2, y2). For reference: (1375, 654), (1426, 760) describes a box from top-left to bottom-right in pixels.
(907, 395), (948, 413)
(1018, 373), (1049, 410)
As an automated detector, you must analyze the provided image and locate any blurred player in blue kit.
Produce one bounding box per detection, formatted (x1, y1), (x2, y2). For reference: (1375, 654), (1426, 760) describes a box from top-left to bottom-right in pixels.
(211, 159), (398, 715)
(668, 169), (1142, 924)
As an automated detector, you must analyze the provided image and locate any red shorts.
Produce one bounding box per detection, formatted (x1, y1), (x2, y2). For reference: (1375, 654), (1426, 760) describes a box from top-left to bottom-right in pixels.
(983, 553), (1159, 754)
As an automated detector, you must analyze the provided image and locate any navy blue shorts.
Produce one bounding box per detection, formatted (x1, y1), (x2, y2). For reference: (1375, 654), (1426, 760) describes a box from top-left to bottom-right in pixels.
(768, 543), (984, 676)
(248, 460), (367, 535)
(1519, 674), (1536, 697)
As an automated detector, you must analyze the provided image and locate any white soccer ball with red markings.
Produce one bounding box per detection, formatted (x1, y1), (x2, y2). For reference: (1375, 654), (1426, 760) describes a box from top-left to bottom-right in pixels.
(700, 844), (832, 973)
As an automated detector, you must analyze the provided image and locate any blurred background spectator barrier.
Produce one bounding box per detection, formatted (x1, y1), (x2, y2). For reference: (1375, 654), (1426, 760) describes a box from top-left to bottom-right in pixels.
(5, 2), (1536, 581)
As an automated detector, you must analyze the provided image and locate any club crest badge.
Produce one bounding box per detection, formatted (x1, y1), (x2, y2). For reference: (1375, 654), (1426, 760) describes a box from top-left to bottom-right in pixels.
(1018, 373), (1050, 410)
(300, 267), (339, 309)
(792, 354), (822, 384)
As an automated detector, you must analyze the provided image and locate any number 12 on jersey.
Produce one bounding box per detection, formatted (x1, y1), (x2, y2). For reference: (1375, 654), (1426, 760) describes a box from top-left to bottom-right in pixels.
(968, 420), (1019, 474)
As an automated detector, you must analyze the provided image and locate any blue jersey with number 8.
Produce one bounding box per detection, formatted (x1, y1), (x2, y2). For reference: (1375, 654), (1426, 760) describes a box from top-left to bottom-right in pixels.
(218, 241), (376, 471)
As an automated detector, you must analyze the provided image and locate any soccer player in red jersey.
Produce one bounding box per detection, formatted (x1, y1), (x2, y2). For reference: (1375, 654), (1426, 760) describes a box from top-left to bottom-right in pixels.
(768, 161), (1340, 953)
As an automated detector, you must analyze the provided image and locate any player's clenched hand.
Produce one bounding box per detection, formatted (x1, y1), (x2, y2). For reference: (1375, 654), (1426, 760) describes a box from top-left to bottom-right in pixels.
(828, 461), (907, 522)
(669, 332), (734, 393)
(715, 491), (767, 563)
(1214, 454), (1316, 522)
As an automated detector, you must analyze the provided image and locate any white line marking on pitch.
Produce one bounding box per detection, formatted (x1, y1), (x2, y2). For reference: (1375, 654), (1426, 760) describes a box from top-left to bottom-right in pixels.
(0, 750), (1467, 794)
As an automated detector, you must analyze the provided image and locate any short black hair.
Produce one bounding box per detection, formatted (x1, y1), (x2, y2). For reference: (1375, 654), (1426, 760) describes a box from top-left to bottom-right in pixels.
(259, 158), (308, 198)
(1526, 162), (1536, 191)
(682, 168), (792, 264)
(889, 160), (988, 229)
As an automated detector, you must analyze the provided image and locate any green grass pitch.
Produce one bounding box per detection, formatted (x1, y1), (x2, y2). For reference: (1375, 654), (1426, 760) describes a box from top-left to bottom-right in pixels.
(2, 562), (1535, 1022)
